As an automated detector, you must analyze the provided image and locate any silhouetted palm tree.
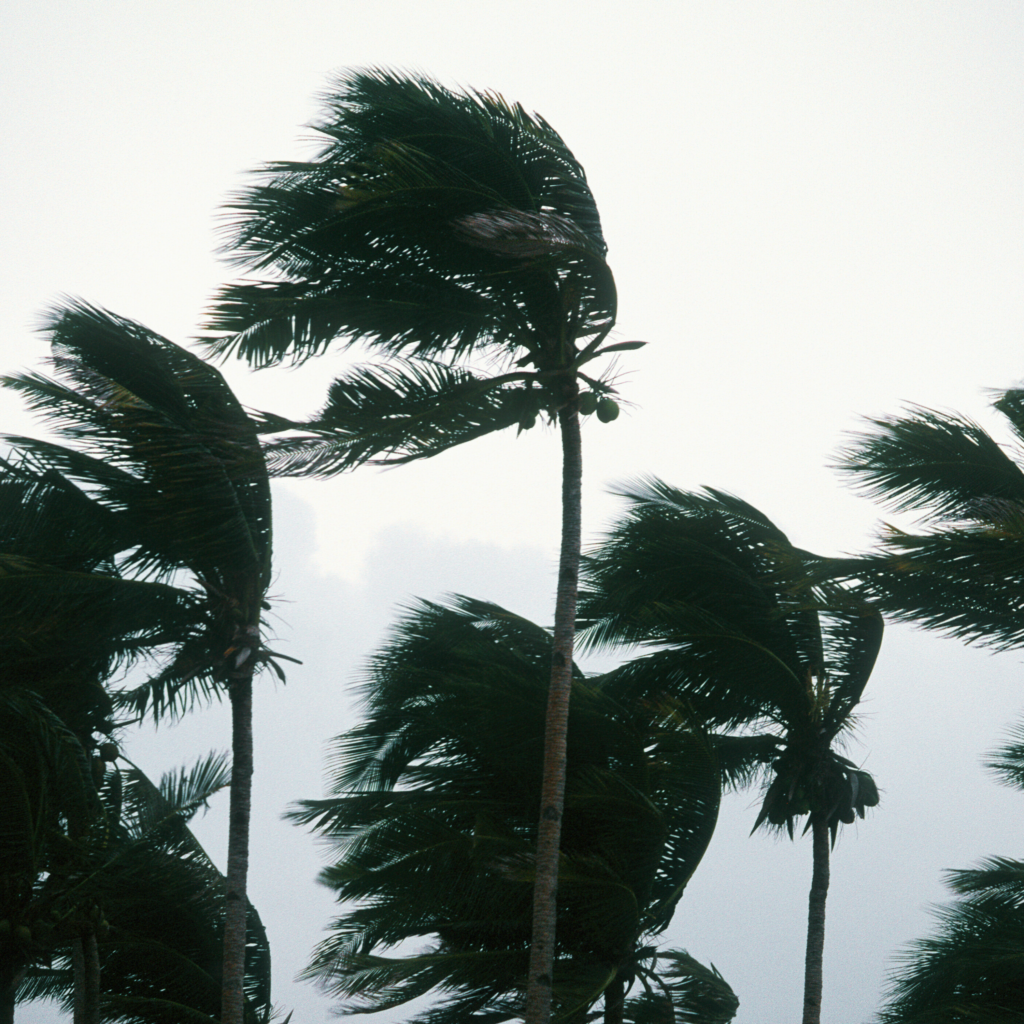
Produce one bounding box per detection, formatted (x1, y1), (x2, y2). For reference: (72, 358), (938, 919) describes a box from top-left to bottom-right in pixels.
(2, 301), (283, 1024)
(578, 480), (884, 1024)
(288, 597), (735, 1024)
(205, 68), (629, 1023)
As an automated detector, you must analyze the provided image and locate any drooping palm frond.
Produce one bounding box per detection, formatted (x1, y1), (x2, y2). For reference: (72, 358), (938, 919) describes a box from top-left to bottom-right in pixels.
(625, 949), (739, 1024)
(986, 717), (1024, 794)
(288, 597), (724, 1022)
(206, 68), (615, 370)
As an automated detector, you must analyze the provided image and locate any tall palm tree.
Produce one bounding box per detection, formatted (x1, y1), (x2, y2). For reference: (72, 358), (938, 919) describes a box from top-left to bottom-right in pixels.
(204, 68), (627, 1022)
(288, 597), (736, 1024)
(834, 388), (1024, 650)
(876, 718), (1024, 1022)
(578, 479), (884, 1024)
(1, 300), (282, 1024)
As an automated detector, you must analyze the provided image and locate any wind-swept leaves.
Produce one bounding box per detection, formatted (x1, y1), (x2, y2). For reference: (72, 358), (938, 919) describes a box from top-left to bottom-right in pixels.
(836, 391), (1024, 651)
(289, 597), (725, 1024)
(578, 480), (883, 1024)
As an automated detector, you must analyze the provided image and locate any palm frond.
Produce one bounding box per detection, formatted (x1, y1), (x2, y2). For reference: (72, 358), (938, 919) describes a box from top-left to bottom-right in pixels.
(257, 360), (531, 476)
(205, 67), (615, 368)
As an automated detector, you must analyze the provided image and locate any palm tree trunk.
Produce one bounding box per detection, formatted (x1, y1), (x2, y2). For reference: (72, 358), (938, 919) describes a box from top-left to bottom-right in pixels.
(524, 398), (583, 1024)
(0, 962), (22, 1024)
(222, 631), (256, 1024)
(802, 818), (831, 1024)
(72, 928), (99, 1024)
(603, 974), (625, 1024)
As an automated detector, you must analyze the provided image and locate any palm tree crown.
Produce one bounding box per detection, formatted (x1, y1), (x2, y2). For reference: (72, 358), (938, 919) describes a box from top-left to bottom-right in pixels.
(204, 68), (628, 1023)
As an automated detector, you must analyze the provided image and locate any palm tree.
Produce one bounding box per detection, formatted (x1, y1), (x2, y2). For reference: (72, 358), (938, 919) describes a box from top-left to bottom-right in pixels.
(834, 388), (1024, 649)
(288, 597), (736, 1024)
(1, 300), (283, 1024)
(577, 479), (884, 1024)
(204, 68), (627, 1022)
(17, 753), (277, 1024)
(876, 718), (1024, 1022)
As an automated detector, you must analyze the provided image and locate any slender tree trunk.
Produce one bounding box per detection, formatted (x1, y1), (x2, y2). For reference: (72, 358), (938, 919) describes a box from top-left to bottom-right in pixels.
(72, 929), (98, 1024)
(0, 962), (23, 1024)
(802, 818), (831, 1024)
(524, 398), (583, 1024)
(603, 974), (625, 1024)
(222, 627), (257, 1024)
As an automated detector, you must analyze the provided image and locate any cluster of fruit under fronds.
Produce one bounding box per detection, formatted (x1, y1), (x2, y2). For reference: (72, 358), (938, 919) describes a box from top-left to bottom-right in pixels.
(753, 748), (880, 844)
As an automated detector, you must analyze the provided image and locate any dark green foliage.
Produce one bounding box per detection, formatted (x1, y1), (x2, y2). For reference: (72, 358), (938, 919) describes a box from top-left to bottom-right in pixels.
(14, 755), (275, 1024)
(835, 390), (1024, 650)
(1, 298), (277, 718)
(288, 598), (735, 1023)
(578, 478), (883, 847)
(876, 721), (1024, 1022)
(204, 68), (625, 476)
(208, 68), (614, 369)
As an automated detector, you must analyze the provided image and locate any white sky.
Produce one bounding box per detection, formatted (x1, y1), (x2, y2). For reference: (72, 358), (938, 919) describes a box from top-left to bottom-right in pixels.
(2, 3), (1023, 1022)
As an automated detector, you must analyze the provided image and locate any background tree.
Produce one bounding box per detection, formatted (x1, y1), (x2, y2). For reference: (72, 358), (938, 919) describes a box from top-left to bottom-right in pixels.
(16, 754), (276, 1024)
(204, 68), (629, 1023)
(835, 387), (1024, 649)
(1, 301), (283, 1024)
(288, 597), (735, 1024)
(876, 717), (1024, 1022)
(578, 479), (883, 1024)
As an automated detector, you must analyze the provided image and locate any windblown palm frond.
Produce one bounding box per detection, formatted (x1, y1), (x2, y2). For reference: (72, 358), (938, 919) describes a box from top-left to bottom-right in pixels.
(16, 754), (275, 1024)
(288, 597), (725, 1024)
(877, 857), (1024, 1024)
(206, 68), (614, 370)
(836, 390), (1024, 651)
(1, 298), (276, 717)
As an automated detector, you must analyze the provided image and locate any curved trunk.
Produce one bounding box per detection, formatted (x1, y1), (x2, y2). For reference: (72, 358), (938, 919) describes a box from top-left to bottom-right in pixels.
(524, 401), (583, 1024)
(221, 631), (256, 1024)
(802, 818), (831, 1024)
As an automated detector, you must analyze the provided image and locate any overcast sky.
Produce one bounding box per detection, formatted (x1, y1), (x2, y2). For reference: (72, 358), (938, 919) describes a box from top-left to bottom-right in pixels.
(3, 3), (1023, 1022)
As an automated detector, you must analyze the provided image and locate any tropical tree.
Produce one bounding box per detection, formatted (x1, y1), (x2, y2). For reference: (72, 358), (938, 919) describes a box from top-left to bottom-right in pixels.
(577, 479), (884, 1024)
(876, 718), (1024, 1022)
(288, 597), (736, 1024)
(16, 753), (276, 1024)
(1, 300), (284, 1024)
(204, 67), (627, 1022)
(834, 387), (1024, 650)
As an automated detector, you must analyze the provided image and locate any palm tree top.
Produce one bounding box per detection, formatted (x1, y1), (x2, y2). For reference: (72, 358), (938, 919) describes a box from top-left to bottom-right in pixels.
(204, 67), (616, 371)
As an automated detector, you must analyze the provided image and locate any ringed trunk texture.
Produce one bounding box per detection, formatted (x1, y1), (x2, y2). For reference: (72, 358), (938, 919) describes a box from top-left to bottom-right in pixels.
(524, 400), (583, 1024)
(802, 817), (831, 1024)
(222, 633), (256, 1024)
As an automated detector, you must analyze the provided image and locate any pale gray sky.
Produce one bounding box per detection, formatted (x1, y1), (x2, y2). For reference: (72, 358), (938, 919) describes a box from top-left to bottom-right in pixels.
(3, 3), (1023, 1021)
